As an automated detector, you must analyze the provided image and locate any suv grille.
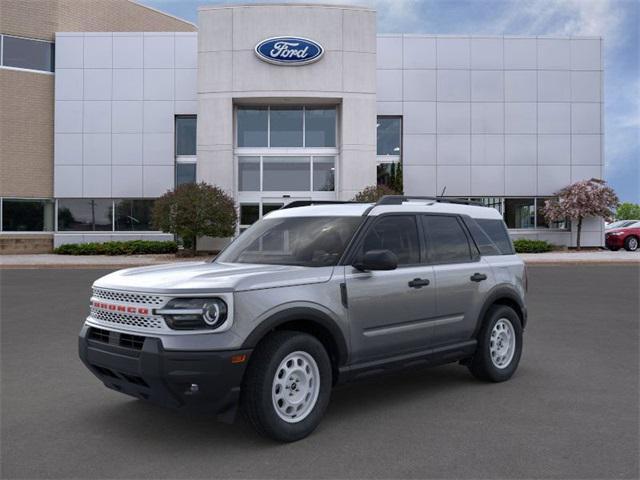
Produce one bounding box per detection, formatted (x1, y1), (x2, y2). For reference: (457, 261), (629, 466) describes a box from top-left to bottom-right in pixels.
(90, 307), (164, 330)
(88, 327), (110, 343)
(92, 288), (165, 306)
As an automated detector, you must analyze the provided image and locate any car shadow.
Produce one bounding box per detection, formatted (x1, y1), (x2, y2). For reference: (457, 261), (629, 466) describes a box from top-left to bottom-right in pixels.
(79, 363), (482, 449)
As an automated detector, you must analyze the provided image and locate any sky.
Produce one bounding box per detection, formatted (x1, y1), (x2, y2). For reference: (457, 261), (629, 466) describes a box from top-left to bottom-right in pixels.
(141, 0), (639, 203)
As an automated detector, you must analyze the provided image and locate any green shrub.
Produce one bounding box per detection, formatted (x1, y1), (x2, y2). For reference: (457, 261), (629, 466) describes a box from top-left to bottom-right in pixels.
(54, 240), (178, 256)
(513, 239), (554, 254)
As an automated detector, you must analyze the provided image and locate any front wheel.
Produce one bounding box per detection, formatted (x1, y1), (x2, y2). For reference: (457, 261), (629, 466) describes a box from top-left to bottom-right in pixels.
(241, 331), (332, 442)
(624, 236), (638, 251)
(468, 305), (523, 382)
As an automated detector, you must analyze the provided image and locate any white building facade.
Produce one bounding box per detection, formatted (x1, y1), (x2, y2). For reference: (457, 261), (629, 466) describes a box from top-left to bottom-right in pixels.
(50, 3), (604, 248)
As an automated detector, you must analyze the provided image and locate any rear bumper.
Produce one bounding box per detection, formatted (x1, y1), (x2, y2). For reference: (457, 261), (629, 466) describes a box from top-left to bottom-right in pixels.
(78, 325), (251, 421)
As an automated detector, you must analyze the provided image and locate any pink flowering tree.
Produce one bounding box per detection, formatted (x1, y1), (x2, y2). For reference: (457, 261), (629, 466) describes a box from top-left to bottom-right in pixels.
(543, 178), (619, 250)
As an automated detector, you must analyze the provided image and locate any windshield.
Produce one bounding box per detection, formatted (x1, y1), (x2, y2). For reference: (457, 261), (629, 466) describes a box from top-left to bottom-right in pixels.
(607, 220), (636, 229)
(216, 216), (363, 267)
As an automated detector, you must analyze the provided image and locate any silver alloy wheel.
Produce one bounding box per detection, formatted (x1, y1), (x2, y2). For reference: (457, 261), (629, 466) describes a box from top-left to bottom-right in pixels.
(489, 318), (516, 369)
(272, 351), (320, 423)
(628, 237), (638, 251)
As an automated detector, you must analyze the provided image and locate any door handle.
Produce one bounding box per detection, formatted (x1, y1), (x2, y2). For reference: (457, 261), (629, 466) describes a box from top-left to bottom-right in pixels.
(470, 273), (487, 282)
(408, 278), (430, 288)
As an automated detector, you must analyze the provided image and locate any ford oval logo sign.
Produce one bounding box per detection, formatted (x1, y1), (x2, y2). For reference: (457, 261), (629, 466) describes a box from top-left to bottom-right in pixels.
(255, 37), (324, 66)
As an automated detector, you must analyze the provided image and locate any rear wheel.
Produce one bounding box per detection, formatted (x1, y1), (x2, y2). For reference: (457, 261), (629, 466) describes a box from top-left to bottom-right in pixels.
(468, 305), (523, 382)
(624, 236), (638, 251)
(241, 331), (332, 442)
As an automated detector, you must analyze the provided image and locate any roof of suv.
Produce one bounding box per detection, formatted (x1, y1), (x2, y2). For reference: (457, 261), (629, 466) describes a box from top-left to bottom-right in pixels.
(266, 201), (504, 220)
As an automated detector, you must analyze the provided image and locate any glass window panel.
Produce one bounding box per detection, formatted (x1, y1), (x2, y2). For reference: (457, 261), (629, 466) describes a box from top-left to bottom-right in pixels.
(313, 157), (335, 191)
(237, 107), (268, 147)
(57, 199), (111, 231)
(262, 203), (284, 216)
(423, 215), (472, 263)
(263, 156), (310, 191)
(376, 161), (403, 191)
(175, 116), (196, 155)
(270, 107), (303, 147)
(536, 197), (568, 229)
(359, 215), (420, 265)
(238, 156), (260, 191)
(3, 199), (54, 231)
(176, 163), (196, 186)
(2, 36), (54, 72)
(114, 199), (155, 231)
(504, 198), (535, 229)
(240, 204), (259, 225)
(305, 107), (336, 147)
(377, 117), (401, 156)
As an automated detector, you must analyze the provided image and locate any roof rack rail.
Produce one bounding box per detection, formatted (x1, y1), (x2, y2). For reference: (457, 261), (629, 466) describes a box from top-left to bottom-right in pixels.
(375, 195), (482, 206)
(280, 200), (357, 209)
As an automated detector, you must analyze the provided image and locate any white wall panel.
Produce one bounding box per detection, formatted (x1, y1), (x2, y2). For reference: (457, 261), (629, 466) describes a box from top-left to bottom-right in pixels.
(376, 70), (403, 101)
(403, 165), (436, 195)
(436, 38), (470, 69)
(505, 103), (536, 134)
(437, 135), (470, 164)
(377, 36), (403, 69)
(471, 135), (504, 165)
(83, 69), (112, 101)
(505, 71), (536, 102)
(143, 35), (175, 68)
(538, 70), (570, 101)
(571, 39), (601, 70)
(471, 70), (503, 101)
(470, 38), (503, 69)
(112, 101), (143, 133)
(505, 135), (537, 165)
(112, 165), (143, 197)
(83, 165), (111, 197)
(505, 165), (536, 195)
(113, 35), (143, 68)
(437, 70), (470, 101)
(538, 135), (570, 165)
(471, 103), (503, 134)
(55, 35), (84, 68)
(538, 103), (570, 134)
(403, 134), (436, 165)
(55, 101), (83, 133)
(143, 166), (174, 197)
(437, 165), (470, 196)
(83, 133), (111, 165)
(112, 69), (143, 100)
(571, 71), (601, 102)
(471, 165), (504, 195)
(143, 133), (174, 165)
(504, 38), (536, 69)
(403, 102), (436, 134)
(437, 103), (470, 134)
(83, 36), (112, 69)
(56, 69), (83, 100)
(143, 101), (174, 133)
(54, 165), (83, 197)
(403, 70), (436, 101)
(55, 134), (83, 165)
(571, 103), (601, 134)
(571, 135), (601, 165)
(537, 39), (570, 69)
(402, 36), (436, 69)
(112, 134), (143, 165)
(144, 69), (174, 100)
(83, 101), (111, 133)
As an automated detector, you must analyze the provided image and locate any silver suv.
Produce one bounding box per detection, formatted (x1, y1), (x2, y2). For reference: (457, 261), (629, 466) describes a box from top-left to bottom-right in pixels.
(79, 196), (527, 442)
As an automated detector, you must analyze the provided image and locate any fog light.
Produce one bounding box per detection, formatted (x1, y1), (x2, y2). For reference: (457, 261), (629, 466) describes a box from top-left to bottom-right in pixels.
(185, 383), (199, 395)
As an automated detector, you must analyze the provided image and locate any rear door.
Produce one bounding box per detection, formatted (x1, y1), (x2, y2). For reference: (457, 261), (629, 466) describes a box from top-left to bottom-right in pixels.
(345, 214), (437, 363)
(421, 215), (494, 348)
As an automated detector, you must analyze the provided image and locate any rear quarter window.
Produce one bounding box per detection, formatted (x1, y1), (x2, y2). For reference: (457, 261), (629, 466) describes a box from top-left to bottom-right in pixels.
(474, 218), (515, 255)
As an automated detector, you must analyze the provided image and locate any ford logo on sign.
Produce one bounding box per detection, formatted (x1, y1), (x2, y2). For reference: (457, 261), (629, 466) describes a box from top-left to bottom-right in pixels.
(255, 37), (324, 66)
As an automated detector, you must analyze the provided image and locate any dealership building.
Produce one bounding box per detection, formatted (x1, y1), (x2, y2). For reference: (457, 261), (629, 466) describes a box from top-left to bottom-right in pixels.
(0, 1), (605, 252)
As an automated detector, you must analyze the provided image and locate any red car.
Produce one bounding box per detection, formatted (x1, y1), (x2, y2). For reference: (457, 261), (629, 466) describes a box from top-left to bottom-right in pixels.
(605, 221), (640, 251)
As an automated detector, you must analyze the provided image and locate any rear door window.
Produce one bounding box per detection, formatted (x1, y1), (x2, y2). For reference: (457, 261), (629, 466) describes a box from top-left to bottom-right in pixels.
(422, 215), (473, 264)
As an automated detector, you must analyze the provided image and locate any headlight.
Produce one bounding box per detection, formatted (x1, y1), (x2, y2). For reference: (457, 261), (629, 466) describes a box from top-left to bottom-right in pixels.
(157, 298), (228, 330)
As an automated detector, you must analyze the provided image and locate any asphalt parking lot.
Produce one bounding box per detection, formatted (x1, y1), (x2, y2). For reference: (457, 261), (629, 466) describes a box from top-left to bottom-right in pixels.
(1, 266), (638, 479)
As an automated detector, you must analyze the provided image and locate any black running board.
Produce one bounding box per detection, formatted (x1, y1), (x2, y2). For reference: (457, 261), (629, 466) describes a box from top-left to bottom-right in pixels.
(337, 340), (477, 384)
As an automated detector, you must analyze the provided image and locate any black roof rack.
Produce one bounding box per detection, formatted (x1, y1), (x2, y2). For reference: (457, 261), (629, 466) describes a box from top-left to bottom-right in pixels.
(375, 195), (482, 206)
(280, 200), (358, 210)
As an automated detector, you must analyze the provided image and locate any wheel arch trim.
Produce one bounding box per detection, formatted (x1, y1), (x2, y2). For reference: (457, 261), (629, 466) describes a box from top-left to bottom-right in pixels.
(241, 306), (349, 366)
(474, 285), (527, 336)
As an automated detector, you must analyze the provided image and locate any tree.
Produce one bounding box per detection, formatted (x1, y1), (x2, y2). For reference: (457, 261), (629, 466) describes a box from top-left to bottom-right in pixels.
(616, 202), (640, 220)
(542, 178), (619, 250)
(152, 182), (237, 255)
(352, 184), (400, 203)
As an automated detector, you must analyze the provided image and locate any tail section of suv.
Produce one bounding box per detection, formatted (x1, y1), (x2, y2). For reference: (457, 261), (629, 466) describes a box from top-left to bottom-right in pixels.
(79, 196), (527, 442)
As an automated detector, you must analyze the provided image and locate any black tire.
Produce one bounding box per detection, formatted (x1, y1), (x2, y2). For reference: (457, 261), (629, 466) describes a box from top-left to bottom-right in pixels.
(241, 331), (332, 442)
(624, 236), (639, 251)
(468, 305), (523, 382)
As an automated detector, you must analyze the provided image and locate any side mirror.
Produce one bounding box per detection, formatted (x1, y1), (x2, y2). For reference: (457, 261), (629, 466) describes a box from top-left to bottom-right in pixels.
(353, 249), (398, 271)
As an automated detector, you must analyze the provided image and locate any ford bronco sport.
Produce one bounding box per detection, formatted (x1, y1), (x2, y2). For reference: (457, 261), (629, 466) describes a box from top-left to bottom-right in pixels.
(79, 196), (527, 442)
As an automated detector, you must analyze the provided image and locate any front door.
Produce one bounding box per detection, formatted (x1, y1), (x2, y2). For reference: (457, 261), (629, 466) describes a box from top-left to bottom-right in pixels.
(345, 215), (437, 363)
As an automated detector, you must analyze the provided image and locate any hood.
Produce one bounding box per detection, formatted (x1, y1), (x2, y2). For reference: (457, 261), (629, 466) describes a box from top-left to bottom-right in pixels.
(93, 261), (335, 294)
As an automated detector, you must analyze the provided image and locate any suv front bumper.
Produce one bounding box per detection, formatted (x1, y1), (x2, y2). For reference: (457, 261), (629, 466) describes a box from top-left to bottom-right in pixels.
(78, 325), (252, 421)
